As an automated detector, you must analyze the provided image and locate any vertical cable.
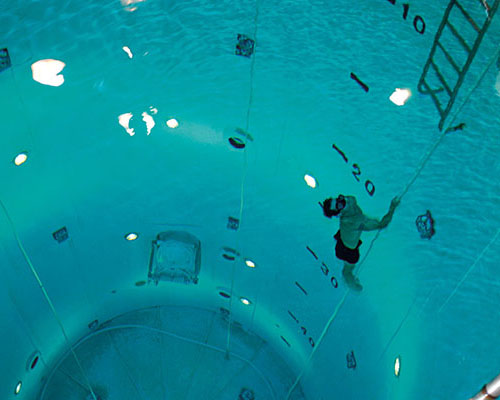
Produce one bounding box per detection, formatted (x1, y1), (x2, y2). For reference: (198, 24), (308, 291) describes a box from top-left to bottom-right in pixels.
(0, 199), (99, 400)
(224, 0), (261, 357)
(9, 68), (36, 148)
(155, 306), (167, 400)
(67, 236), (96, 313)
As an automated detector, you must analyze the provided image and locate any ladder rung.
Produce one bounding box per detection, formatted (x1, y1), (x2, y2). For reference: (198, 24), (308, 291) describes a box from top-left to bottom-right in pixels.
(437, 41), (461, 74)
(417, 0), (500, 131)
(454, 1), (481, 32)
(420, 80), (445, 117)
(430, 60), (453, 96)
(446, 21), (472, 53)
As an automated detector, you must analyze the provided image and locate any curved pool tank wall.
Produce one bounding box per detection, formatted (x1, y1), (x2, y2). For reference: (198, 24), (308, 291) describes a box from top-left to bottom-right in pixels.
(1, 1), (499, 399)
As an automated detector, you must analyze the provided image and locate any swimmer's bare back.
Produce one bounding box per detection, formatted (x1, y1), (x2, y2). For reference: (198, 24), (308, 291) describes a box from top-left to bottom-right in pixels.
(339, 196), (400, 248)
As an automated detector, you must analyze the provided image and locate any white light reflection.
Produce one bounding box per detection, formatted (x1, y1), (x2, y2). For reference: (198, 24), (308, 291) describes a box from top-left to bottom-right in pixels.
(122, 46), (133, 58)
(125, 232), (138, 241)
(240, 297), (251, 305)
(389, 88), (411, 106)
(15, 381), (22, 395)
(14, 153), (28, 166)
(166, 119), (179, 129)
(394, 356), (401, 377)
(304, 174), (317, 188)
(120, 0), (146, 12)
(142, 112), (155, 135)
(118, 113), (135, 136)
(31, 59), (66, 87)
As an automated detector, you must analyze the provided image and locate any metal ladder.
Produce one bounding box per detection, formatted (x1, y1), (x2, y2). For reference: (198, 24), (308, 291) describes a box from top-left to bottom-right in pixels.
(418, 0), (500, 130)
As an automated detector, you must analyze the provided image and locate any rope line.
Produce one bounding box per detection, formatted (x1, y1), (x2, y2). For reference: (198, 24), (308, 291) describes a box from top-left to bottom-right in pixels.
(225, 0), (261, 356)
(438, 228), (500, 313)
(285, 289), (349, 399)
(285, 38), (500, 400)
(401, 41), (500, 200)
(377, 296), (418, 361)
(0, 199), (98, 400)
(285, 231), (380, 399)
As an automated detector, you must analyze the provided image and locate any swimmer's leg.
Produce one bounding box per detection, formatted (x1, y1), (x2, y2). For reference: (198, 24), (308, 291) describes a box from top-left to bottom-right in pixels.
(342, 262), (363, 291)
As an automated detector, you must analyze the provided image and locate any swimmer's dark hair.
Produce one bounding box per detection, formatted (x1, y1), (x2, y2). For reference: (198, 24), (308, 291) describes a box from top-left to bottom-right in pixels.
(321, 197), (340, 218)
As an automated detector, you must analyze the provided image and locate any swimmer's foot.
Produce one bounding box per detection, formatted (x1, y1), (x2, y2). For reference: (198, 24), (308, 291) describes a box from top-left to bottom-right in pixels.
(342, 268), (363, 291)
(346, 277), (363, 291)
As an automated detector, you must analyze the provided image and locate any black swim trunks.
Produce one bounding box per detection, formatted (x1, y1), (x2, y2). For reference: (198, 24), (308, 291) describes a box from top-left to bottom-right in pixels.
(334, 231), (362, 264)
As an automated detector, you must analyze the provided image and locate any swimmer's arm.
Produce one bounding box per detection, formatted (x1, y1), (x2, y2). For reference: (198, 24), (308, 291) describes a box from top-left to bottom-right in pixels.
(359, 197), (400, 231)
(358, 216), (383, 231)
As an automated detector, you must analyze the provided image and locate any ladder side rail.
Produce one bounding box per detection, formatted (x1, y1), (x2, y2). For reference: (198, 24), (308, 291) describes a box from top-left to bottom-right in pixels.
(418, 0), (459, 92)
(431, 61), (453, 96)
(439, 0), (499, 129)
(420, 80), (445, 117)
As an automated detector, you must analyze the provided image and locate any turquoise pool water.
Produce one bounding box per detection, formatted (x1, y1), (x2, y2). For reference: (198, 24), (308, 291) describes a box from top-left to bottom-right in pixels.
(0, 0), (499, 399)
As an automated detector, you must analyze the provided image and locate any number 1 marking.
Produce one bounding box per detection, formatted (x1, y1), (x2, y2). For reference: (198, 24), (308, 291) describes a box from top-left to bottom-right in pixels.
(332, 144), (348, 163)
(402, 3), (409, 19)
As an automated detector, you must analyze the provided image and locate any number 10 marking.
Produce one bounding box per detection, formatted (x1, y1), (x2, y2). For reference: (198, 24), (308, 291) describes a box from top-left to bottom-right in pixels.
(387, 0), (426, 35)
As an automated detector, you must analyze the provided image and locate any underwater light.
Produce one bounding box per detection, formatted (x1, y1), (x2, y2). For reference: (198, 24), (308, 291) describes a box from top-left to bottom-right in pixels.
(14, 381), (22, 395)
(389, 88), (411, 106)
(14, 152), (28, 166)
(31, 59), (66, 87)
(394, 355), (401, 377)
(229, 137), (245, 149)
(26, 350), (41, 371)
(245, 259), (256, 268)
(304, 174), (317, 188)
(125, 232), (138, 241)
(166, 119), (179, 128)
(240, 297), (251, 305)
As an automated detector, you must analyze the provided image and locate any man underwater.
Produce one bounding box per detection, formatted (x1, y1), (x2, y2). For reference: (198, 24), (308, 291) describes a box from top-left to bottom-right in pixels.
(321, 195), (400, 291)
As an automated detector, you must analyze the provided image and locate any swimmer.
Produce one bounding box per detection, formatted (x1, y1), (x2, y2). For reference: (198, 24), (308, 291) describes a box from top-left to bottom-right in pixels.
(321, 195), (400, 291)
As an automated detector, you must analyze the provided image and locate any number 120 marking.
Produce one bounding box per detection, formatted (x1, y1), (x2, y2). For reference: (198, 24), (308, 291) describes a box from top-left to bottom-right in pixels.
(332, 144), (375, 197)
